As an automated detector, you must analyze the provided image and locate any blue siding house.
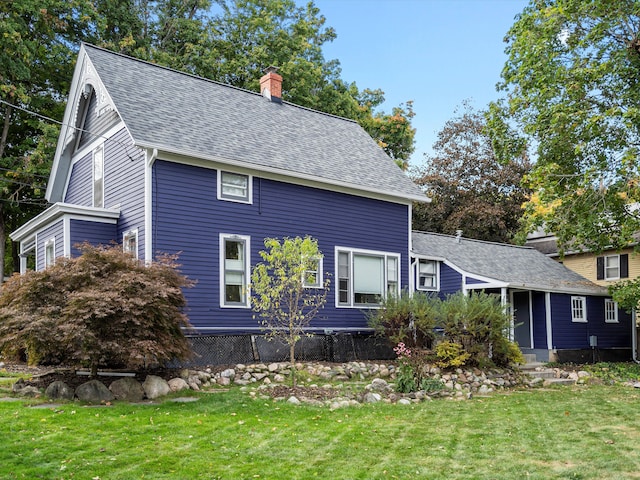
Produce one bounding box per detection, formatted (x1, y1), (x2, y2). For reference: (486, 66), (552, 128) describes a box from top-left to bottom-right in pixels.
(411, 232), (633, 362)
(11, 44), (426, 362)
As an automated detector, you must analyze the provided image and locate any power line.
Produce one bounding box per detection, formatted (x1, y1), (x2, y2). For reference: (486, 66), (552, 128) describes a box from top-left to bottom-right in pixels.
(0, 98), (145, 160)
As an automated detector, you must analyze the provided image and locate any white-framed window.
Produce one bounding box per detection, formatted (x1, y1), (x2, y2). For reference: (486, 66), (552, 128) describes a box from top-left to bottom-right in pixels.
(218, 171), (252, 203)
(335, 247), (400, 307)
(44, 238), (56, 269)
(93, 145), (104, 208)
(417, 259), (438, 291)
(571, 296), (587, 323)
(123, 229), (138, 259)
(303, 256), (323, 288)
(220, 234), (250, 308)
(604, 255), (620, 281)
(605, 299), (619, 323)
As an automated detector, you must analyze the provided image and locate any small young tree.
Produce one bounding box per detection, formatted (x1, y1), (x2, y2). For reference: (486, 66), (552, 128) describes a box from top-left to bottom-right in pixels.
(251, 236), (329, 385)
(0, 243), (194, 375)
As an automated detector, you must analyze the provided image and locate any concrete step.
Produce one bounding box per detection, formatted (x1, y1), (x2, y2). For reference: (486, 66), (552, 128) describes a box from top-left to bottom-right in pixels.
(522, 353), (537, 364)
(544, 378), (576, 386)
(524, 370), (557, 379)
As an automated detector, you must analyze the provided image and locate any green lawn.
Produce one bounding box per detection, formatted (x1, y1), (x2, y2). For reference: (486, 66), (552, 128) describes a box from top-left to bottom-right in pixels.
(1, 384), (639, 479)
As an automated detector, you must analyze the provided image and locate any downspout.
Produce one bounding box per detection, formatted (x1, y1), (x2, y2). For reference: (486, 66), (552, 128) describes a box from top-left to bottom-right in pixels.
(632, 308), (639, 363)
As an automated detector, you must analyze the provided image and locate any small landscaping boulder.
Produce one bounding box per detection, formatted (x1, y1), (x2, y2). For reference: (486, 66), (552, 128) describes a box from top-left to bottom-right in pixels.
(110, 377), (145, 402)
(45, 381), (74, 400)
(142, 375), (170, 399)
(168, 377), (190, 392)
(76, 380), (114, 403)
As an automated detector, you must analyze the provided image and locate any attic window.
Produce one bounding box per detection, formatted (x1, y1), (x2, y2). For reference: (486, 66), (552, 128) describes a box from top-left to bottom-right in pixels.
(417, 259), (438, 291)
(218, 171), (252, 204)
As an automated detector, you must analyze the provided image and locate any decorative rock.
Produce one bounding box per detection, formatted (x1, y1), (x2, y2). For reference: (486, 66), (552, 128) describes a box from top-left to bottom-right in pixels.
(529, 377), (544, 387)
(369, 378), (389, 391)
(477, 385), (492, 395)
(287, 396), (301, 405)
(12, 378), (26, 393)
(168, 378), (190, 392)
(44, 380), (73, 400)
(397, 398), (411, 405)
(220, 368), (235, 379)
(76, 380), (114, 403)
(363, 392), (382, 403)
(217, 376), (231, 386)
(273, 374), (285, 383)
(18, 386), (41, 397)
(110, 377), (145, 402)
(268, 363), (279, 372)
(142, 375), (170, 399)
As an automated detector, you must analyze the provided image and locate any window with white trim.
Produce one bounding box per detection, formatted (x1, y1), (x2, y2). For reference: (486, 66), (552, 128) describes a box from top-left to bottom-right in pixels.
(604, 255), (620, 280)
(417, 259), (438, 290)
(218, 171), (251, 203)
(123, 229), (138, 259)
(336, 248), (400, 307)
(571, 296), (587, 323)
(44, 238), (55, 269)
(93, 145), (104, 208)
(220, 234), (250, 307)
(303, 256), (323, 288)
(605, 299), (618, 323)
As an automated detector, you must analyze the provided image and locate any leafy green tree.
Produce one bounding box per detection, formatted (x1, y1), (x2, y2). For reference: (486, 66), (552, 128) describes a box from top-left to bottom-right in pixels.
(412, 103), (531, 242)
(494, 0), (640, 254)
(251, 236), (329, 385)
(0, 243), (194, 375)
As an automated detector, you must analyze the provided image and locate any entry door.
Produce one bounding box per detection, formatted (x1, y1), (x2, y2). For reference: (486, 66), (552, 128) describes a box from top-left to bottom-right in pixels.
(512, 291), (532, 349)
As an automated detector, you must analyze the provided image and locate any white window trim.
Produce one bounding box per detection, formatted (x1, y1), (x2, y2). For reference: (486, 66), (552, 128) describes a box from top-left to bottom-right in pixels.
(220, 233), (251, 308)
(334, 246), (401, 308)
(416, 258), (440, 291)
(302, 255), (323, 289)
(604, 254), (620, 281)
(571, 296), (587, 323)
(217, 170), (253, 204)
(604, 299), (619, 323)
(44, 237), (56, 269)
(93, 144), (104, 208)
(123, 228), (138, 259)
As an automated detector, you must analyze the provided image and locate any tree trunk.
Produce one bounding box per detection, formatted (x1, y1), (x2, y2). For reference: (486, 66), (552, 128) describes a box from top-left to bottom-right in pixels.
(290, 342), (297, 387)
(0, 204), (5, 283)
(0, 103), (12, 160)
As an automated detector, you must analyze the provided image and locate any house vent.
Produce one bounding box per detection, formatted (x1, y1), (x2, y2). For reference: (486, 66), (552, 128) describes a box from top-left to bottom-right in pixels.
(455, 230), (463, 243)
(259, 66), (282, 103)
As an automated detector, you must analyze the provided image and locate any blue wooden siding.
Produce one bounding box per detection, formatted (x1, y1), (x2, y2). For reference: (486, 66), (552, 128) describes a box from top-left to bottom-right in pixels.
(549, 293), (631, 349)
(104, 129), (145, 260)
(465, 277), (485, 285)
(152, 160), (410, 333)
(36, 220), (64, 270)
(439, 263), (462, 297)
(65, 128), (145, 260)
(531, 291), (547, 349)
(65, 150), (92, 205)
(69, 219), (117, 257)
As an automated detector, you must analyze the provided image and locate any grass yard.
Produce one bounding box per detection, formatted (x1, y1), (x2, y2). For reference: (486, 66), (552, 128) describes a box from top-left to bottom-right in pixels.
(1, 383), (640, 479)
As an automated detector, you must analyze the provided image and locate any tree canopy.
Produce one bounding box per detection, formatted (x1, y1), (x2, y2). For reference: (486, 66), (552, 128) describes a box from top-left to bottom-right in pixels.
(412, 103), (531, 243)
(0, 0), (416, 279)
(494, 0), (640, 254)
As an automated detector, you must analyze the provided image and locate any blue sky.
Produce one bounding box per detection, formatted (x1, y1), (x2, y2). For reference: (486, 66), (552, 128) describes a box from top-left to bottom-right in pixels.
(308, 0), (530, 168)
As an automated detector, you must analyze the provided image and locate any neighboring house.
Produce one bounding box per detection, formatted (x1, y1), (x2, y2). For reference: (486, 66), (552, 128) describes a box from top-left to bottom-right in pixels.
(10, 44), (427, 363)
(526, 229), (640, 288)
(411, 231), (633, 363)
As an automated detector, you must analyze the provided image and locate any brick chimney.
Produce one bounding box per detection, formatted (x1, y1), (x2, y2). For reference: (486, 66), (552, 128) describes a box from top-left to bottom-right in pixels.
(259, 66), (282, 103)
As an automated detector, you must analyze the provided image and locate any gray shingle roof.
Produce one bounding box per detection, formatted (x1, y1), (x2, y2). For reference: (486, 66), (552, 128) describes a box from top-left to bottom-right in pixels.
(82, 44), (425, 201)
(412, 231), (607, 295)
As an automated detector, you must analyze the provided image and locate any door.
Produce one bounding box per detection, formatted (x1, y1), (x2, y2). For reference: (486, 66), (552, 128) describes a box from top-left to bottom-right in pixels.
(512, 291), (532, 349)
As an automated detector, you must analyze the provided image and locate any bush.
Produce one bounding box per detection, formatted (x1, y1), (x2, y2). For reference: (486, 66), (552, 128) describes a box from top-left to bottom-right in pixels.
(0, 243), (194, 375)
(368, 291), (438, 349)
(435, 341), (470, 368)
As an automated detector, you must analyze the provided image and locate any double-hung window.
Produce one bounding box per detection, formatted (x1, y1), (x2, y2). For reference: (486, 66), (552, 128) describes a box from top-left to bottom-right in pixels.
(417, 259), (438, 290)
(571, 296), (587, 323)
(44, 238), (55, 269)
(218, 171), (251, 203)
(604, 299), (618, 323)
(604, 255), (620, 280)
(93, 145), (104, 208)
(336, 248), (400, 307)
(303, 256), (323, 288)
(220, 234), (250, 307)
(123, 229), (138, 259)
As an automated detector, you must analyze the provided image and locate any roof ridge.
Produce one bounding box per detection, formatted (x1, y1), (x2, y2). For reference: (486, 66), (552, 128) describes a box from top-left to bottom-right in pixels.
(412, 230), (532, 250)
(81, 42), (359, 125)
